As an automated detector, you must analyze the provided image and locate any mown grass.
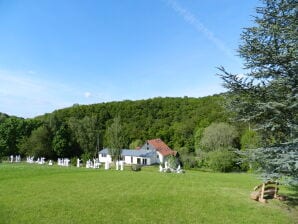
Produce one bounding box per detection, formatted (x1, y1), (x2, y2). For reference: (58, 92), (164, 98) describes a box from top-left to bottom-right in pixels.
(0, 163), (297, 224)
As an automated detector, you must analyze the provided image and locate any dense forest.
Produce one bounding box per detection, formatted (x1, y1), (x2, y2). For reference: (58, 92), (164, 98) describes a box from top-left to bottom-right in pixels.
(1, 94), (248, 169)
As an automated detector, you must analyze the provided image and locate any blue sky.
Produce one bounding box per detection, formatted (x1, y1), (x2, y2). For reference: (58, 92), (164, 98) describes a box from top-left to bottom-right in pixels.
(0, 0), (260, 118)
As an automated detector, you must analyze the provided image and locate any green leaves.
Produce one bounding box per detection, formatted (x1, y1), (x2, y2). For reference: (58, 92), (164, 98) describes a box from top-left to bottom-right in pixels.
(251, 140), (298, 185)
(19, 125), (54, 158)
(200, 123), (239, 152)
(105, 116), (125, 161)
(68, 115), (101, 157)
(52, 124), (71, 157)
(218, 0), (297, 184)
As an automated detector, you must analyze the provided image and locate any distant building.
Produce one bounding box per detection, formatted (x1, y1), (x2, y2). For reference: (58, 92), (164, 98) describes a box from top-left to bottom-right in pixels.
(98, 138), (177, 165)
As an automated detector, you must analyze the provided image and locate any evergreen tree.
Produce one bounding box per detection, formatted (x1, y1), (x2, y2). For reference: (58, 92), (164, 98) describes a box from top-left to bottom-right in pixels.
(218, 0), (297, 184)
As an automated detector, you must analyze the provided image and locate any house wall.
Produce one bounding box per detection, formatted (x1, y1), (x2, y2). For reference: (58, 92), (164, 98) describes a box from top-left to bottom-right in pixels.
(141, 143), (156, 151)
(99, 146), (164, 165)
(149, 151), (159, 164)
(157, 151), (165, 164)
(140, 143), (161, 164)
(98, 154), (112, 163)
(134, 157), (151, 165)
(124, 156), (153, 165)
(124, 156), (132, 164)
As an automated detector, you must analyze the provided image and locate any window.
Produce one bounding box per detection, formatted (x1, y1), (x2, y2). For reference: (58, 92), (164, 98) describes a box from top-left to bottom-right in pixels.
(131, 156), (133, 163)
(142, 159), (147, 165)
(102, 153), (107, 157)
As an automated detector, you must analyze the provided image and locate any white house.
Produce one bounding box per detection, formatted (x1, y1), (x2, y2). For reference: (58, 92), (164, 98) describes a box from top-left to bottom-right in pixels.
(98, 139), (177, 165)
(140, 138), (177, 164)
(98, 149), (112, 164)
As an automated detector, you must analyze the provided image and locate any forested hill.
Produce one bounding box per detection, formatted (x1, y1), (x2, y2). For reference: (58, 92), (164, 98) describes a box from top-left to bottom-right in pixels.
(38, 94), (230, 150)
(1, 94), (232, 159)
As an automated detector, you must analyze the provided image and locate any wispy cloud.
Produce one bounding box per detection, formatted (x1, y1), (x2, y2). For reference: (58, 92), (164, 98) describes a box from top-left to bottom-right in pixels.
(164, 0), (241, 65)
(0, 70), (79, 117)
(0, 69), (115, 117)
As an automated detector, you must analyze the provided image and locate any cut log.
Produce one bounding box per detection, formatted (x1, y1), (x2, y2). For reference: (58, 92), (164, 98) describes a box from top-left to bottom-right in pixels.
(258, 197), (267, 203)
(250, 191), (260, 200)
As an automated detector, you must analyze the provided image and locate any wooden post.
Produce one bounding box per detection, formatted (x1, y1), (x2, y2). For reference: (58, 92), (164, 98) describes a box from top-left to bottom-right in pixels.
(259, 183), (267, 203)
(260, 183), (265, 199)
(274, 182), (278, 199)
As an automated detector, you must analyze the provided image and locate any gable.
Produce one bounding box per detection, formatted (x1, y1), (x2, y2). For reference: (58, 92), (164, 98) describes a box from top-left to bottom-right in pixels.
(142, 139), (175, 156)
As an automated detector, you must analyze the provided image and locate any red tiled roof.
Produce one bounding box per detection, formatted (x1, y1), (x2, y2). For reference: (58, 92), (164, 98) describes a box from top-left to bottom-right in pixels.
(147, 138), (176, 156)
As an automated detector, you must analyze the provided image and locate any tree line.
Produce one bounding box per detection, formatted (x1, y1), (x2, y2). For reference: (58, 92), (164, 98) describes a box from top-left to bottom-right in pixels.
(0, 94), (265, 173)
(0, 95), (235, 159)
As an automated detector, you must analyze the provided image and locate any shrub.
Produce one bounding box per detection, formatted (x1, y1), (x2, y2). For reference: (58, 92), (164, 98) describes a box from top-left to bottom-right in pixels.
(195, 150), (208, 168)
(207, 149), (237, 172)
(167, 155), (180, 169)
(200, 123), (239, 152)
(81, 153), (91, 164)
(180, 154), (197, 169)
(71, 157), (78, 166)
(131, 164), (142, 171)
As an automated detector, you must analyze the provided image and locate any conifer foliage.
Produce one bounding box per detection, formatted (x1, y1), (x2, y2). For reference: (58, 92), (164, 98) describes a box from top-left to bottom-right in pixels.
(219, 0), (297, 185)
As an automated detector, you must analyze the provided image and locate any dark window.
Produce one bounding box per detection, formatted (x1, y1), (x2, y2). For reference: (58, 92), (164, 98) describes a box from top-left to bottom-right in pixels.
(142, 159), (147, 165)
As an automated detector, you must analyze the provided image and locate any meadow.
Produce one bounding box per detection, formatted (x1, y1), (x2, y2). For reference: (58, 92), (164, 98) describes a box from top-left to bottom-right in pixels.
(0, 163), (297, 224)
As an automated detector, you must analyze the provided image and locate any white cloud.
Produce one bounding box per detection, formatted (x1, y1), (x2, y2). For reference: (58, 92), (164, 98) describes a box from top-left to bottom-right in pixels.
(84, 91), (92, 98)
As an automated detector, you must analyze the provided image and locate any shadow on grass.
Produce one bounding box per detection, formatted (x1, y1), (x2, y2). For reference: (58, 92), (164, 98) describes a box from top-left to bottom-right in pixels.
(284, 186), (298, 208)
(260, 185), (298, 210)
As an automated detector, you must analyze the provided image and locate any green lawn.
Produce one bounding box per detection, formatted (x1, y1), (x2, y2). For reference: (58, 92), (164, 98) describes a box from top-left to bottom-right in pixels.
(0, 163), (297, 224)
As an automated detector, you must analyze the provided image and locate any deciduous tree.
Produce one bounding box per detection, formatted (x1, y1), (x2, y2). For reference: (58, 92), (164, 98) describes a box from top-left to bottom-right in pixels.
(105, 116), (125, 161)
(200, 122), (239, 152)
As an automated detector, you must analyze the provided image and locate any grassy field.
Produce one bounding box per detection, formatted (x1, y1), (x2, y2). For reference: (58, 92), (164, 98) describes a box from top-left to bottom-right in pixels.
(0, 163), (297, 224)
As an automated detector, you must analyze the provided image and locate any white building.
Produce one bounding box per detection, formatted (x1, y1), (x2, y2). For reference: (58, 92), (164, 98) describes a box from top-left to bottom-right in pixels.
(98, 139), (177, 165)
(98, 149), (112, 164)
